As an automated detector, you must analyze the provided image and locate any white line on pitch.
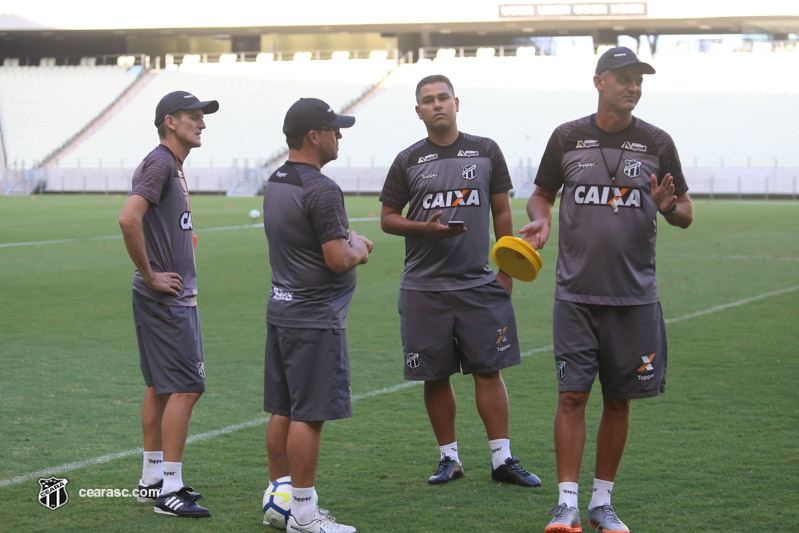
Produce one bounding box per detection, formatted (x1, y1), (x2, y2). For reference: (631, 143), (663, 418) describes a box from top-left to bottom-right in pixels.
(664, 285), (798, 323)
(0, 209), (542, 248)
(1, 286), (795, 488)
(669, 252), (799, 263)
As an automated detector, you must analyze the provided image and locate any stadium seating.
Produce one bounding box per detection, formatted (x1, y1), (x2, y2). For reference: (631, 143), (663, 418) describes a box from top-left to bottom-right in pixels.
(326, 51), (799, 194)
(59, 57), (398, 170)
(1, 49), (797, 195)
(0, 65), (140, 168)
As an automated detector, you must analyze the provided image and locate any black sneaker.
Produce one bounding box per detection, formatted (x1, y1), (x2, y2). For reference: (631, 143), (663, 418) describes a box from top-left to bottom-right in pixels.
(154, 486), (211, 517)
(491, 456), (541, 487)
(428, 456), (465, 484)
(137, 479), (163, 502)
(137, 479), (202, 502)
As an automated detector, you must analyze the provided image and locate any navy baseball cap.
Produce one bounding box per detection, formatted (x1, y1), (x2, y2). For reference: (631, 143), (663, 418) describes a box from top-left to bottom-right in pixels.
(283, 98), (355, 137)
(595, 47), (655, 75)
(155, 91), (219, 127)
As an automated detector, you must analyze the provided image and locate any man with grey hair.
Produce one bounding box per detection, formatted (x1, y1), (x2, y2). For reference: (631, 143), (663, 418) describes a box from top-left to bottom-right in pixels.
(521, 47), (694, 532)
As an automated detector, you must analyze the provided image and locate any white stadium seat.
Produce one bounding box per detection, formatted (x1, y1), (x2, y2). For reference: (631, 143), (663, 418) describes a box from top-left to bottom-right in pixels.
(1, 50), (797, 194)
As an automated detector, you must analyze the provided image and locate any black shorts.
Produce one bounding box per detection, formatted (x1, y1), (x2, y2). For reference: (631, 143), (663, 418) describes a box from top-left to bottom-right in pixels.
(398, 280), (521, 381)
(264, 324), (352, 422)
(132, 290), (205, 394)
(553, 299), (667, 400)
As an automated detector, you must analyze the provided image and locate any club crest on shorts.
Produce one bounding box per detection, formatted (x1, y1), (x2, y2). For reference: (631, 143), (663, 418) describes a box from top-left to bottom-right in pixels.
(556, 360), (567, 380)
(38, 476), (69, 511)
(195, 361), (206, 379)
(405, 352), (421, 369)
(461, 164), (477, 181)
(623, 158), (642, 178)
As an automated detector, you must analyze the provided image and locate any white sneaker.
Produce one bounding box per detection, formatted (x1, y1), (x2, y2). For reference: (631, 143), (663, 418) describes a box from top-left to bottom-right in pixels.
(286, 508), (356, 533)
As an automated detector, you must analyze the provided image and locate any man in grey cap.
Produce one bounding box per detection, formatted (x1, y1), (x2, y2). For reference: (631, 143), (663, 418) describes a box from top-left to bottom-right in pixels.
(262, 98), (371, 533)
(520, 47), (694, 532)
(119, 90), (218, 518)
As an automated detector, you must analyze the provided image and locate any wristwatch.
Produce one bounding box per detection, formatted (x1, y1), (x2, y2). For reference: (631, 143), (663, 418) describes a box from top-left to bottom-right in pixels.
(659, 201), (678, 216)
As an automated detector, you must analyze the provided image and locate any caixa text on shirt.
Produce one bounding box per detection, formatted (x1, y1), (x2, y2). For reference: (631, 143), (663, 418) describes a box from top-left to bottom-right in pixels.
(180, 211), (193, 230)
(573, 185), (641, 209)
(422, 188), (481, 209)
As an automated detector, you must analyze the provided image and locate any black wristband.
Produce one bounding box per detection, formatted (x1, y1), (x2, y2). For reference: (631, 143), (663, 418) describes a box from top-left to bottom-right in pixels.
(659, 201), (677, 216)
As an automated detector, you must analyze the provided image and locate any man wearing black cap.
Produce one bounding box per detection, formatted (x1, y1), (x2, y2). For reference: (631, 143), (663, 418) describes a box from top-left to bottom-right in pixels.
(520, 47), (693, 532)
(119, 90), (218, 518)
(261, 98), (371, 533)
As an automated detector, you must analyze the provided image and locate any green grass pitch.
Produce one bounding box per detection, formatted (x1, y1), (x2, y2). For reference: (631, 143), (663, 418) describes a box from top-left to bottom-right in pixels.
(0, 194), (797, 532)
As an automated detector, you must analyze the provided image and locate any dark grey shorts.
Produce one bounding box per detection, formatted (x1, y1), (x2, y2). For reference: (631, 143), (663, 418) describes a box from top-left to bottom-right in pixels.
(553, 299), (667, 400)
(263, 324), (352, 422)
(398, 280), (521, 381)
(132, 290), (206, 394)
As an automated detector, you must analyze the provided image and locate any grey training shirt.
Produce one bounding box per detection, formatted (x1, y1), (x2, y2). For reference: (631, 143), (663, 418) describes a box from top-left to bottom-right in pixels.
(535, 114), (688, 306)
(263, 161), (355, 329)
(129, 144), (198, 307)
(380, 132), (513, 291)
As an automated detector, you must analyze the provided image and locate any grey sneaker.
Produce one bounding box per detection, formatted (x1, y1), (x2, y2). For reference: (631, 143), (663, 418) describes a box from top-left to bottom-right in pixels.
(544, 504), (582, 533)
(587, 505), (629, 532)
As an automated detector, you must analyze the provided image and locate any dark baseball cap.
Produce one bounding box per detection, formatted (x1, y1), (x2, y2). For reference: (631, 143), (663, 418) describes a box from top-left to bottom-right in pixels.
(154, 91), (219, 127)
(595, 46), (655, 75)
(282, 97), (355, 137)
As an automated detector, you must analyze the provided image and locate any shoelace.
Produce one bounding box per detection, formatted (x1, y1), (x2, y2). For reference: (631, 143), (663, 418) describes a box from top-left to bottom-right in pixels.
(547, 504), (572, 519)
(507, 458), (532, 476)
(175, 487), (202, 502)
(592, 506), (625, 529)
(434, 457), (453, 475)
(318, 508), (338, 523)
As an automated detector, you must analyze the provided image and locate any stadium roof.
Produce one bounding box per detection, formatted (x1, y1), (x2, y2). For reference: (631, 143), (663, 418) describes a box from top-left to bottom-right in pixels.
(1, 0), (798, 36)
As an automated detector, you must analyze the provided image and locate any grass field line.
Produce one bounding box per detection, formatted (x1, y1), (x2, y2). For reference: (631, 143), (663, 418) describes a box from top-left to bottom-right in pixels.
(669, 252), (799, 263)
(0, 210), (541, 248)
(664, 285), (798, 323)
(0, 346), (555, 488)
(2, 286), (795, 489)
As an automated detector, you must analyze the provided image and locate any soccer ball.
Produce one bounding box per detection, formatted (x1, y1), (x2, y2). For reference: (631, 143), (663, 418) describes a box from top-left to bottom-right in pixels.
(249, 209), (261, 220)
(262, 477), (319, 530)
(263, 476), (292, 529)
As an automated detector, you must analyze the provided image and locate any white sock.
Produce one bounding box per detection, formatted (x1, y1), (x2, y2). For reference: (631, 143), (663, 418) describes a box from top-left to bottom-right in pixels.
(439, 441), (460, 464)
(141, 451), (163, 485)
(589, 478), (614, 509)
(291, 486), (316, 525)
(161, 461), (183, 495)
(558, 482), (579, 509)
(488, 438), (511, 469)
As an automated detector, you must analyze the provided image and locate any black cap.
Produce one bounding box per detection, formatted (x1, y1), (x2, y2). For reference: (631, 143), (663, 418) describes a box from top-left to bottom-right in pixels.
(282, 98), (355, 137)
(595, 47), (655, 75)
(155, 91), (219, 127)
